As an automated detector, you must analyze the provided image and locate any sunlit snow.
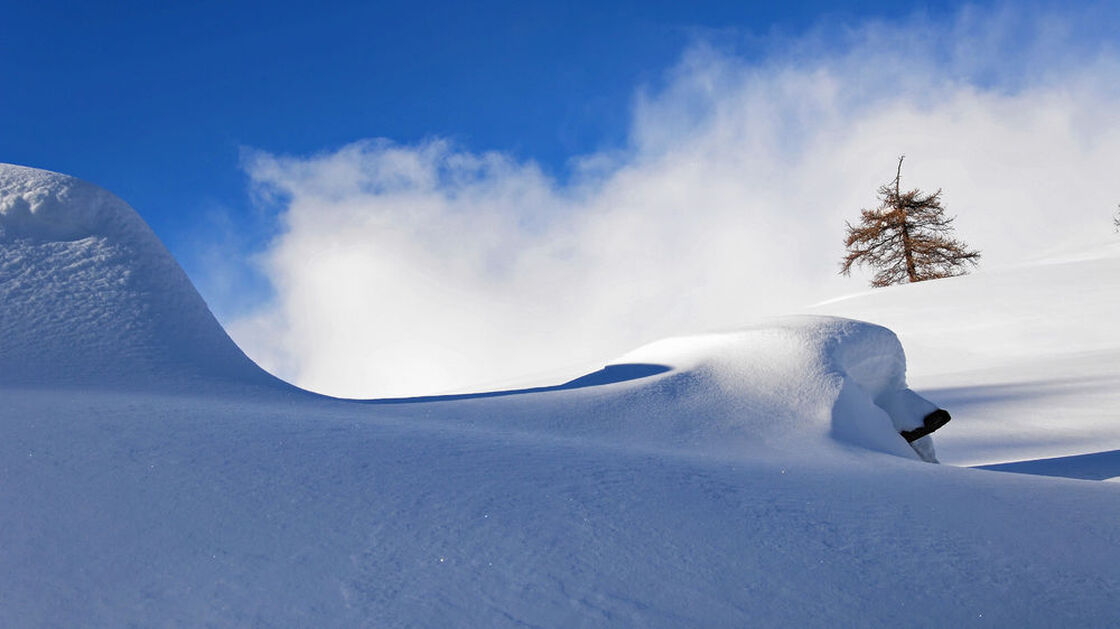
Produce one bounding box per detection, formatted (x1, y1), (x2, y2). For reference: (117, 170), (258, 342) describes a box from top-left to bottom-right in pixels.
(2, 164), (1118, 626)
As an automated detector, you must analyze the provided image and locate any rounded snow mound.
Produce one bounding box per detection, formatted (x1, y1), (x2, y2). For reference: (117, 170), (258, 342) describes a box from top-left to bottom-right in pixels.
(577, 316), (944, 461)
(0, 164), (281, 391)
(452, 316), (947, 462)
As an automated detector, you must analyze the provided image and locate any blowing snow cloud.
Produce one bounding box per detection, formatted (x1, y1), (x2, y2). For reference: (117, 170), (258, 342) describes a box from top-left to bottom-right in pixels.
(230, 7), (1120, 397)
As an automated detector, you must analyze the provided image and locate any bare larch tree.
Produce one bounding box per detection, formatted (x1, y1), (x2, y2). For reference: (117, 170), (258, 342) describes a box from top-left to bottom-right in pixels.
(841, 156), (980, 288)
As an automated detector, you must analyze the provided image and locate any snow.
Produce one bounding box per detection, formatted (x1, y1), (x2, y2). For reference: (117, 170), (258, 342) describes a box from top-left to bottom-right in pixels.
(2, 163), (1119, 625)
(0, 165), (281, 391)
(812, 238), (1120, 467)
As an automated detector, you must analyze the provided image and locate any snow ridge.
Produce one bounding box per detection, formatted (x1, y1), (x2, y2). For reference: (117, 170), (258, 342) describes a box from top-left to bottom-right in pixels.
(0, 164), (280, 391)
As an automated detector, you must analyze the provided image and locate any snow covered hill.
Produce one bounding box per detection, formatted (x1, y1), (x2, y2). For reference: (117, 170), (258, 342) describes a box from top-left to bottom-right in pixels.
(0, 164), (281, 391)
(2, 164), (1118, 626)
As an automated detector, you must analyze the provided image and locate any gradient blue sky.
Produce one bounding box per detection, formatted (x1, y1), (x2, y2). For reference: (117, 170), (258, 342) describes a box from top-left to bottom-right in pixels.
(2, 1), (968, 278)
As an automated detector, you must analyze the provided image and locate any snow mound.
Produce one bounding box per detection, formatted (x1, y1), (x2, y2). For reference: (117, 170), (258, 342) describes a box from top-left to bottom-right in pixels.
(572, 316), (942, 460)
(0, 164), (279, 391)
(424, 316), (946, 462)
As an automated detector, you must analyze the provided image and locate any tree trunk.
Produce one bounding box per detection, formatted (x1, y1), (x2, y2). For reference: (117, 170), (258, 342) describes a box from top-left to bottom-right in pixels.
(895, 156), (919, 282)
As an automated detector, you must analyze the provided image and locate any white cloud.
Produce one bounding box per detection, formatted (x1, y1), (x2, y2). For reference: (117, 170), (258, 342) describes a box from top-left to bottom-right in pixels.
(230, 7), (1120, 397)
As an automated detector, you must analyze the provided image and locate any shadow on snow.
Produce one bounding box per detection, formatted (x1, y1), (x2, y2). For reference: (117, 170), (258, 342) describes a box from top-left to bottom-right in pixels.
(353, 363), (672, 405)
(974, 450), (1120, 481)
(922, 376), (1116, 409)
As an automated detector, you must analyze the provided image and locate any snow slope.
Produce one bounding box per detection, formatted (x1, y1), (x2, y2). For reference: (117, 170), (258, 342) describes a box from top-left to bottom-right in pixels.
(0, 165), (281, 391)
(2, 164), (1119, 626)
(814, 239), (1120, 468)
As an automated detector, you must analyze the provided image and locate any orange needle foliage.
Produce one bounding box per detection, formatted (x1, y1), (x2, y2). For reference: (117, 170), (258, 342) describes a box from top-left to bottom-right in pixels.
(841, 156), (980, 288)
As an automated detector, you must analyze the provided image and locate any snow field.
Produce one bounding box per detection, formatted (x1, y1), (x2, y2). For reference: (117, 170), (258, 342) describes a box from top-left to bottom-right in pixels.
(2, 163), (1119, 626)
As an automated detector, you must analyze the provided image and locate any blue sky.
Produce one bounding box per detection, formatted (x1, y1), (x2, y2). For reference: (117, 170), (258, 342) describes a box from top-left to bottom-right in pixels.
(3, 1), (963, 274)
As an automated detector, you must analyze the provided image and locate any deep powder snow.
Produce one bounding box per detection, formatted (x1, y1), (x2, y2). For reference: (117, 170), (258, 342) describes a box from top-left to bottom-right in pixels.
(2, 164), (1118, 626)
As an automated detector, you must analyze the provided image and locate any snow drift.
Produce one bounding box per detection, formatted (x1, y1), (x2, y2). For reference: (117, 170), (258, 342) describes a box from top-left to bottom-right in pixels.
(495, 318), (947, 461)
(0, 164), (280, 390)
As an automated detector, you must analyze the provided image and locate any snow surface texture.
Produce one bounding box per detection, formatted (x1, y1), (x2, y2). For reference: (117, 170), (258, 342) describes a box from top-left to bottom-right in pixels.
(0, 165), (280, 390)
(2, 164), (1119, 626)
